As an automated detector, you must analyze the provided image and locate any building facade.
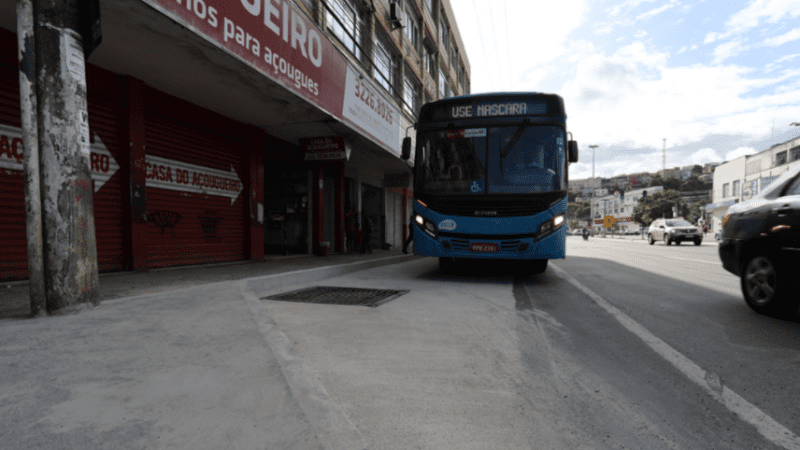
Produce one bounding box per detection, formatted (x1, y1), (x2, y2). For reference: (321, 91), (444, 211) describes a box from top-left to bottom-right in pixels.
(0, 0), (471, 281)
(705, 135), (800, 235)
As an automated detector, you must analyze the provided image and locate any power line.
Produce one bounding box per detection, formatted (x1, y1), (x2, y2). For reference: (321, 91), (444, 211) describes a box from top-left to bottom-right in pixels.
(471, 0), (495, 91)
(485, 2), (505, 89)
(502, 0), (513, 89)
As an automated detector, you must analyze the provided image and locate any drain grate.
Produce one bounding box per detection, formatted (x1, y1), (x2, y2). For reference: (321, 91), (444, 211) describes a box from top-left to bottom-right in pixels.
(262, 286), (408, 308)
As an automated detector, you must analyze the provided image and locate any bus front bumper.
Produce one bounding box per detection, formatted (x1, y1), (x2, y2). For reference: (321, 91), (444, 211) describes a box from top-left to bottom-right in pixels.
(413, 226), (566, 260)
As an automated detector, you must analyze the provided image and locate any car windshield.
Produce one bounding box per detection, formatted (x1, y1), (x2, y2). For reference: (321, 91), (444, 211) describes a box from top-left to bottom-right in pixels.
(666, 219), (692, 227)
(415, 125), (566, 195)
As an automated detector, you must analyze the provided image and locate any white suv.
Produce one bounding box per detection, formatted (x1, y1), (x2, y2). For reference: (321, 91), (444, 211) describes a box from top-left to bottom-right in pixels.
(647, 218), (703, 246)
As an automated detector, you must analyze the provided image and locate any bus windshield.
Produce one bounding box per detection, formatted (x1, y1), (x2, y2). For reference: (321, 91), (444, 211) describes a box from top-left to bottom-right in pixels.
(416, 125), (566, 195)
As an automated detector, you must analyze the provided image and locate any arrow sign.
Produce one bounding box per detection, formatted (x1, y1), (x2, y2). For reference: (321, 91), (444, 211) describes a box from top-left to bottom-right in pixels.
(144, 154), (242, 205)
(1, 123), (118, 193)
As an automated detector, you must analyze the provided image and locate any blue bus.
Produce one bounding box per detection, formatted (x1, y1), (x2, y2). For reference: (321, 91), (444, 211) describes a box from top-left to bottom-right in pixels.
(401, 93), (579, 274)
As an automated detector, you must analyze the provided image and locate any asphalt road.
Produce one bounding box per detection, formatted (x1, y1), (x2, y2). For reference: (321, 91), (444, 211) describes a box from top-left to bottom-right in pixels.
(260, 237), (800, 450)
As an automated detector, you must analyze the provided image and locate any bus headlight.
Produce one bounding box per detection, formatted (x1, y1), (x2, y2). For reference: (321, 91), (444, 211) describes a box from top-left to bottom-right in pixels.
(414, 214), (437, 238)
(536, 214), (566, 240)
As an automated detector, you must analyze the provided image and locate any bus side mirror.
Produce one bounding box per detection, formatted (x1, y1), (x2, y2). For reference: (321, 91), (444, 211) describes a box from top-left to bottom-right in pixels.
(568, 141), (579, 163)
(402, 137), (412, 160)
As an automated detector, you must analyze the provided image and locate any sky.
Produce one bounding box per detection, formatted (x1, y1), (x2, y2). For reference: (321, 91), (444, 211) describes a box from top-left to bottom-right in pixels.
(449, 0), (800, 180)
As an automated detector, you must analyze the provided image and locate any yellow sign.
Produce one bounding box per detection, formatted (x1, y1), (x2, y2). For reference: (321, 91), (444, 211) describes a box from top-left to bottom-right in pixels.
(603, 215), (616, 228)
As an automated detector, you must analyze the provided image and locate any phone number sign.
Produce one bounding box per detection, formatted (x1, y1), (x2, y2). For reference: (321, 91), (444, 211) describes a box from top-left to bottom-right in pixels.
(341, 65), (401, 156)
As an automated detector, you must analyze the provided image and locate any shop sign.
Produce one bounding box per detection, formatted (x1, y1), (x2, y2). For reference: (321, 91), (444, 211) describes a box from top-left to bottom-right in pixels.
(341, 65), (402, 156)
(145, 0), (347, 117)
(301, 136), (348, 161)
(0, 123), (118, 193)
(144, 154), (243, 205)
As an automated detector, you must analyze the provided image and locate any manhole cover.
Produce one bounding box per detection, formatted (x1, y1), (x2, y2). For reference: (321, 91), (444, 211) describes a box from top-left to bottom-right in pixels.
(262, 286), (408, 308)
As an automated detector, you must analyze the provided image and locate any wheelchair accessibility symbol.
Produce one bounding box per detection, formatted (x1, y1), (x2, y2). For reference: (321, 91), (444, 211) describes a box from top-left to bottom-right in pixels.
(470, 180), (483, 193)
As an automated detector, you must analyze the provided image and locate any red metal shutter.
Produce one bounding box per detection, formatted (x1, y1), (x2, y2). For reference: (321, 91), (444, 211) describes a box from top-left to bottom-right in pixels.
(145, 113), (246, 268)
(0, 64), (26, 280)
(87, 94), (126, 273)
(0, 64), (127, 281)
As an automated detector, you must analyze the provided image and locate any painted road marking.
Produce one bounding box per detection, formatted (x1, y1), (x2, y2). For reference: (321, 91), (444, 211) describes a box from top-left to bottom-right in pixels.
(550, 264), (800, 450)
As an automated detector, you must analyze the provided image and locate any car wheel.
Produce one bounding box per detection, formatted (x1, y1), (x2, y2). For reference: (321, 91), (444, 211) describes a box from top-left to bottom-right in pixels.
(694, 238), (702, 246)
(439, 257), (456, 275)
(675, 240), (681, 245)
(648, 234), (655, 245)
(664, 234), (671, 245)
(741, 255), (799, 317)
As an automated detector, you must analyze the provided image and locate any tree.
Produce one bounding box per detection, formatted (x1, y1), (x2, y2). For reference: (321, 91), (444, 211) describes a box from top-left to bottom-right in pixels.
(680, 175), (712, 192)
(632, 189), (689, 226)
(686, 199), (711, 224)
(568, 201), (591, 222)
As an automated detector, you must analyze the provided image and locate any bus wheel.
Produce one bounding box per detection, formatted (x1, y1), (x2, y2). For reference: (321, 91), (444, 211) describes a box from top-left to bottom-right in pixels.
(527, 259), (548, 274)
(439, 257), (456, 275)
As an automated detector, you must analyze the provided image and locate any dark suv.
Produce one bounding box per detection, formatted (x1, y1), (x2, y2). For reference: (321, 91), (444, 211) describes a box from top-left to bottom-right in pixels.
(718, 165), (800, 317)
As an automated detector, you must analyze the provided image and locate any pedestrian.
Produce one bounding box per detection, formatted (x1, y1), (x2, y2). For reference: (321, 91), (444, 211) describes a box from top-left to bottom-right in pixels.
(363, 217), (373, 254)
(704, 225), (709, 235)
(402, 213), (414, 254)
(355, 226), (364, 254)
(345, 206), (356, 253)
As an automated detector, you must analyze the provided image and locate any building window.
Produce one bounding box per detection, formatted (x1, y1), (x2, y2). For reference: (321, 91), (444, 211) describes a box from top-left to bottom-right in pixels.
(326, 0), (364, 60)
(439, 13), (449, 58)
(776, 151), (787, 166)
(426, 47), (437, 77)
(425, 0), (433, 14)
(439, 69), (447, 98)
(722, 183), (729, 198)
(373, 32), (397, 95)
(732, 180), (740, 197)
(403, 71), (420, 115)
(791, 146), (800, 162)
(299, 0), (316, 15)
(404, 5), (420, 50)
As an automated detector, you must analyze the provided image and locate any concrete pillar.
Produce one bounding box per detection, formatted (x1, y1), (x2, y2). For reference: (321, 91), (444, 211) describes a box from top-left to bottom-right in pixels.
(335, 161), (345, 253)
(125, 76), (148, 271)
(35, 0), (100, 312)
(246, 127), (265, 260)
(17, 0), (46, 316)
(313, 163), (325, 255)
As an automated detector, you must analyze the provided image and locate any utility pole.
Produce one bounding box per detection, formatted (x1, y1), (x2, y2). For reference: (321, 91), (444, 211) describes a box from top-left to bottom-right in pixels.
(17, 0), (46, 317)
(34, 0), (100, 312)
(589, 145), (598, 178)
(662, 138), (666, 173)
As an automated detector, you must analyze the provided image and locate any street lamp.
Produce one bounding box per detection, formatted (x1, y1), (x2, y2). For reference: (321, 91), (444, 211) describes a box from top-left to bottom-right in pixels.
(589, 145), (598, 178)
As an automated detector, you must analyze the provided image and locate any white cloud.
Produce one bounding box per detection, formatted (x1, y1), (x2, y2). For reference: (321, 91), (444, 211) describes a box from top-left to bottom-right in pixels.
(725, 0), (800, 35)
(704, 31), (720, 44)
(677, 46), (687, 54)
(725, 147), (757, 160)
(703, 0), (800, 44)
(713, 40), (747, 63)
(763, 28), (800, 46)
(636, 3), (675, 20)
(688, 148), (723, 165)
(595, 24), (614, 35)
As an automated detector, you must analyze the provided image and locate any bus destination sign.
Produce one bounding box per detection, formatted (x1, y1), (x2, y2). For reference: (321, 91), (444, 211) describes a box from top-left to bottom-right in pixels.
(450, 101), (547, 119)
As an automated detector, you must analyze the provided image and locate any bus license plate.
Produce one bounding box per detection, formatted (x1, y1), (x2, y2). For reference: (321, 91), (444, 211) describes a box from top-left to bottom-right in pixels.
(471, 243), (498, 252)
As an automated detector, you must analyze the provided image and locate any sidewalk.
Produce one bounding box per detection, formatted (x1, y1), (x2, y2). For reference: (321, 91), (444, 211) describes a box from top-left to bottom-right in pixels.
(0, 249), (415, 450)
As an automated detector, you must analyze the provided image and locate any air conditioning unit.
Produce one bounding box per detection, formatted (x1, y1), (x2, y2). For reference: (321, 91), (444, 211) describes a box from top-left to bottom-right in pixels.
(389, 3), (402, 25)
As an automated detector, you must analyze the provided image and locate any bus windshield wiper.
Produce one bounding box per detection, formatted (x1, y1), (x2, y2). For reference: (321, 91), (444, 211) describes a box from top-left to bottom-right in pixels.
(500, 118), (530, 159)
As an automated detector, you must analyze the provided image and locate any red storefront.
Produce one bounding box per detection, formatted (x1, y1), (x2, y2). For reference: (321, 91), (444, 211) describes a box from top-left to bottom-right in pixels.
(0, 0), (412, 282)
